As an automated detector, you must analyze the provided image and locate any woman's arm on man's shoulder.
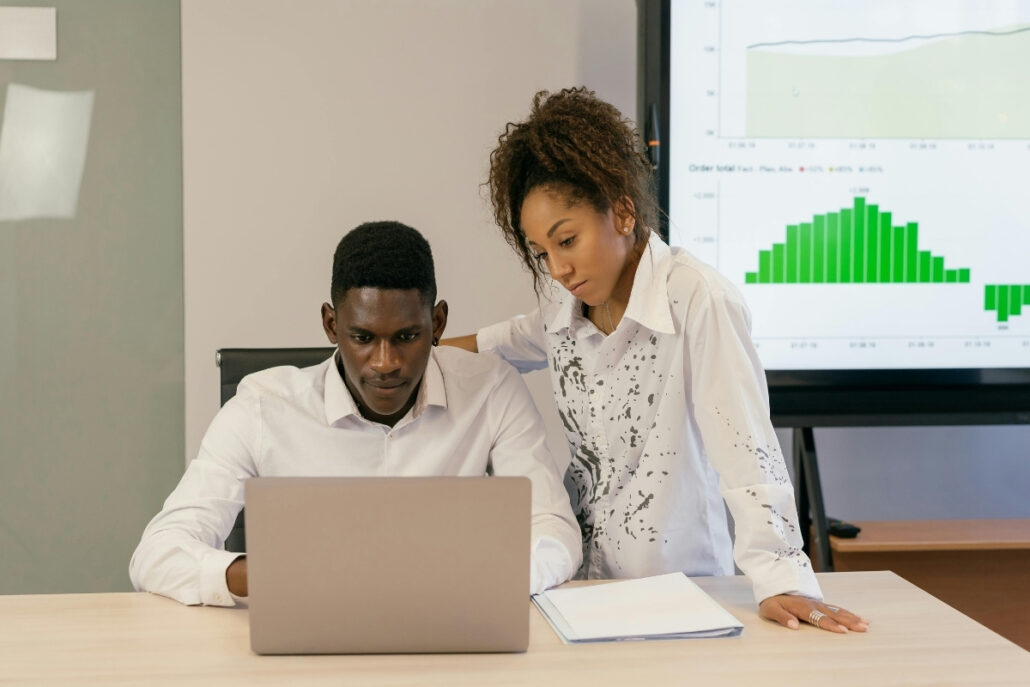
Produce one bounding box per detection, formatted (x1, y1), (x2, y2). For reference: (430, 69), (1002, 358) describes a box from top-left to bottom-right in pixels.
(439, 334), (478, 352)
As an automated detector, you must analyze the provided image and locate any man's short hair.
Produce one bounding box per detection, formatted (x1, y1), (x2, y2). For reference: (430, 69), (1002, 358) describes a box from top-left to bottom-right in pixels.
(330, 221), (437, 306)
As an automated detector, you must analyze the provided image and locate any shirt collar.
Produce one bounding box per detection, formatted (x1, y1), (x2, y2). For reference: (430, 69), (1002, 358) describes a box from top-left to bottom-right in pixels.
(322, 349), (448, 426)
(545, 230), (676, 336)
(412, 349), (448, 416)
(544, 288), (578, 336)
(622, 232), (676, 335)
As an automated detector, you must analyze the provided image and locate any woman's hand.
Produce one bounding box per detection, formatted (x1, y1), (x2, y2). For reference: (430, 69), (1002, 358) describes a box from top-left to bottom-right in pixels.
(759, 594), (869, 633)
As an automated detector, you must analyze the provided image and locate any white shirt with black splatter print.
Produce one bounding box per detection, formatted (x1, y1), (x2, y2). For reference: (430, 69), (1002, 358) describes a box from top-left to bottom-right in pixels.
(478, 232), (822, 603)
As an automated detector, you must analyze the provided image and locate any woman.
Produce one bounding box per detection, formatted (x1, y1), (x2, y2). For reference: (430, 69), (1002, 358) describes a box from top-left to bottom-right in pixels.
(446, 87), (867, 633)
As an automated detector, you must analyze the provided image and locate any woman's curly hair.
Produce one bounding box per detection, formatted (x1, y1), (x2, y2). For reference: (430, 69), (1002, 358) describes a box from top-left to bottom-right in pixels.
(487, 87), (658, 293)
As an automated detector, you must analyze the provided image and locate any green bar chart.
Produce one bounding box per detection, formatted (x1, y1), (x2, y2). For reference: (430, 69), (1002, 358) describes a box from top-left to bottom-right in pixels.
(984, 284), (1030, 322)
(745, 197), (971, 285)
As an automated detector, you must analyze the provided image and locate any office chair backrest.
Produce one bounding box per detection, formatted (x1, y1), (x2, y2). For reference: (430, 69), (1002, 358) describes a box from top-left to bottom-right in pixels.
(218, 347), (336, 406)
(216, 347), (335, 552)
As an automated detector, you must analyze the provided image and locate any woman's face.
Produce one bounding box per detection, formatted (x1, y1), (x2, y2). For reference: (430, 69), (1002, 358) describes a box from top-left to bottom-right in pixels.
(520, 186), (636, 306)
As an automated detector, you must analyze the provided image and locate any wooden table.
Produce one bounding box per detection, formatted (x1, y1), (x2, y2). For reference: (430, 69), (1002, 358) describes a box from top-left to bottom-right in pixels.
(2, 572), (1027, 686)
(827, 519), (1030, 649)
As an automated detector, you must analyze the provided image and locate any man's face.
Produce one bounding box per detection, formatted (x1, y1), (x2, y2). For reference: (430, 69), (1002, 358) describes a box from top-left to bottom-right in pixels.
(322, 287), (447, 427)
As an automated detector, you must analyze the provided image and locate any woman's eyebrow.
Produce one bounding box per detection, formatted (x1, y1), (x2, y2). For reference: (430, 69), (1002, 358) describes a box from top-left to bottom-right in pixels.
(547, 218), (573, 238)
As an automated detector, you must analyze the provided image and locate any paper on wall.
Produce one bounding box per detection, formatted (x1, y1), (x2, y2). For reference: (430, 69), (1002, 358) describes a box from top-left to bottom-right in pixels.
(0, 83), (94, 221)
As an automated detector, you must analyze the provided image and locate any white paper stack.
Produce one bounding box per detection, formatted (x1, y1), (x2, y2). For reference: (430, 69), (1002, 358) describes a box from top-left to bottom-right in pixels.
(532, 573), (744, 643)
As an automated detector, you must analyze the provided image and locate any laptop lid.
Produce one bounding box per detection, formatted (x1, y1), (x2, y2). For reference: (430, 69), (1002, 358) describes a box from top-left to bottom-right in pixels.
(245, 476), (531, 654)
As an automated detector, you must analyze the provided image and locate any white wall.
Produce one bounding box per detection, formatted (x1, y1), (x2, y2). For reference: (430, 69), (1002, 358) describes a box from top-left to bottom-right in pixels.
(182, 0), (1030, 523)
(182, 0), (637, 469)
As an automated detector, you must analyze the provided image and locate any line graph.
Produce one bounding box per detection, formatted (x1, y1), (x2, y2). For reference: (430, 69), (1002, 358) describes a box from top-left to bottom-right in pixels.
(746, 25), (1030, 51)
(745, 26), (1030, 139)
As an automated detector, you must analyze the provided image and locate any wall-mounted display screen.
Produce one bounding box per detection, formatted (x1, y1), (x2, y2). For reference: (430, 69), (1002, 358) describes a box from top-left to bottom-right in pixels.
(667, 0), (1030, 371)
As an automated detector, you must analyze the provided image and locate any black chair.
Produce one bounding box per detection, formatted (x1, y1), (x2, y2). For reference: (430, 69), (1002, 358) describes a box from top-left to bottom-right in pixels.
(216, 347), (335, 552)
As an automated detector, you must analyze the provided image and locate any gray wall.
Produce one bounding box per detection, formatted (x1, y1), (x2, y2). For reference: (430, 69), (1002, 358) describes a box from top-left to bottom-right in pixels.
(0, 0), (183, 593)
(780, 426), (1030, 521)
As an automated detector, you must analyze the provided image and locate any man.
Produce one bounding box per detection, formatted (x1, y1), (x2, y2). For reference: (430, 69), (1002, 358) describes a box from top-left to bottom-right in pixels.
(130, 221), (581, 605)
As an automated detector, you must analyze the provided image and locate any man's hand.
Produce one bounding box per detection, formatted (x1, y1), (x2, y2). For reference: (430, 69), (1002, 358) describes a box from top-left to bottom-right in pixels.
(226, 556), (248, 597)
(759, 594), (869, 633)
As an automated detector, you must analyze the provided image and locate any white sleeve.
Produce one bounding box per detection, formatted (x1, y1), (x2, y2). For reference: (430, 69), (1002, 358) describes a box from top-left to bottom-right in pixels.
(484, 362), (582, 592)
(685, 286), (822, 603)
(128, 388), (260, 606)
(476, 309), (549, 373)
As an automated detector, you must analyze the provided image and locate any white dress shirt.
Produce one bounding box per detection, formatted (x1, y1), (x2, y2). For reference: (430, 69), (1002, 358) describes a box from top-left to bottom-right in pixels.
(477, 233), (822, 603)
(129, 347), (581, 606)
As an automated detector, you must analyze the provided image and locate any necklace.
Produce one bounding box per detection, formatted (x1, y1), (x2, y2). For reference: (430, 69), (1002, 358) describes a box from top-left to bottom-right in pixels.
(599, 301), (616, 335)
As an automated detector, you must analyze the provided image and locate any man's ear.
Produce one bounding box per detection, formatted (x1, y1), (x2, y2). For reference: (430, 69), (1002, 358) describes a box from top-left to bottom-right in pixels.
(321, 302), (338, 344)
(431, 300), (448, 345)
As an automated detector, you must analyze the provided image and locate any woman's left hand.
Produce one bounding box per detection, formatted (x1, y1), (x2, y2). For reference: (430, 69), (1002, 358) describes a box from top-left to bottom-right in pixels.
(759, 594), (869, 633)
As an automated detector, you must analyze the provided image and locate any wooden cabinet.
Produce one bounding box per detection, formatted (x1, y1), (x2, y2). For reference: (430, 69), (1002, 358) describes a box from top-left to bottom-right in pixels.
(817, 519), (1030, 650)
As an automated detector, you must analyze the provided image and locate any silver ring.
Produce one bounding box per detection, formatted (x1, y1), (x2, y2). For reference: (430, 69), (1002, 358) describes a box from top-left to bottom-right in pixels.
(809, 610), (826, 626)
(826, 605), (840, 613)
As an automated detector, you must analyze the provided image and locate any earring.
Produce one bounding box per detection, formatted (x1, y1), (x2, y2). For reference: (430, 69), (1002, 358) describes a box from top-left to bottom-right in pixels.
(433, 337), (440, 346)
(623, 226), (631, 234)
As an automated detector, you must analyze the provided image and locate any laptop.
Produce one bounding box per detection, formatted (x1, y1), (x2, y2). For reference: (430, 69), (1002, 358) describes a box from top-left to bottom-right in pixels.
(244, 476), (532, 654)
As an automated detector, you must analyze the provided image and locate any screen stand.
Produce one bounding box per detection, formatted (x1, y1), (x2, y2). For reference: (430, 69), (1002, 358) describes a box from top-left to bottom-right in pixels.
(792, 427), (832, 572)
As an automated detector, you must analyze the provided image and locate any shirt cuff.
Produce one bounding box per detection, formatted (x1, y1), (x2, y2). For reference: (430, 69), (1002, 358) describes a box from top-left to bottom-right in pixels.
(529, 535), (575, 594)
(751, 565), (823, 604)
(476, 320), (511, 355)
(200, 549), (244, 607)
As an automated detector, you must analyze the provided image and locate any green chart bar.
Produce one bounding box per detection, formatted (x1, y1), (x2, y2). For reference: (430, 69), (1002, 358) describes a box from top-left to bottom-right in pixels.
(985, 285), (1030, 322)
(866, 203), (878, 282)
(854, 199), (866, 283)
(826, 213), (839, 283)
(840, 209), (852, 283)
(759, 250), (772, 283)
(800, 223), (812, 283)
(746, 197), (970, 287)
(892, 225), (905, 282)
(918, 251), (931, 283)
(813, 215), (825, 283)
(786, 225), (799, 282)
(879, 212), (892, 282)
(905, 223), (918, 282)
(998, 284), (1009, 322)
(772, 244), (786, 283)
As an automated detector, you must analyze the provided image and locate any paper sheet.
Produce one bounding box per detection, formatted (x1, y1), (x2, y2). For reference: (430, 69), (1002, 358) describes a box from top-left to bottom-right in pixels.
(0, 83), (94, 221)
(533, 573), (743, 642)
